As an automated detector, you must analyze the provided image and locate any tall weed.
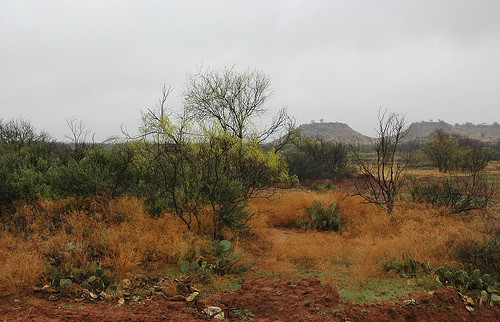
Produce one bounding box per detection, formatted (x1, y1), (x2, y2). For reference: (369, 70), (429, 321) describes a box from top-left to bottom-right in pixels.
(0, 234), (46, 293)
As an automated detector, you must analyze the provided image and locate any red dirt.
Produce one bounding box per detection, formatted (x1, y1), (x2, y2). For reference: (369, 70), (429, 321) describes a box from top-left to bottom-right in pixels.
(2, 278), (500, 321)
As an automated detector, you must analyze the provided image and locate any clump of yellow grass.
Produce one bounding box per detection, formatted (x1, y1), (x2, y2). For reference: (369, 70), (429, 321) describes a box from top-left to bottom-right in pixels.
(0, 233), (46, 294)
(0, 196), (192, 290)
(248, 189), (486, 284)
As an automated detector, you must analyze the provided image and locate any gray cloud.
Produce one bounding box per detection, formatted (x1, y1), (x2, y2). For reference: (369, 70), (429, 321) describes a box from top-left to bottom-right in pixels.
(1, 0), (499, 141)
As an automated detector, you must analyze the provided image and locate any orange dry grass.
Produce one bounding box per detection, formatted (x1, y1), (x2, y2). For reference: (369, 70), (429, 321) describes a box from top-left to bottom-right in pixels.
(248, 190), (348, 228)
(0, 234), (46, 294)
(406, 168), (443, 178)
(248, 190), (487, 283)
(0, 196), (190, 289)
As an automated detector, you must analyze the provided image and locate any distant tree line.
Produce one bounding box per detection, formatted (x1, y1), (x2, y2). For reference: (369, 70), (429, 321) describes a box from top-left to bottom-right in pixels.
(1, 67), (498, 233)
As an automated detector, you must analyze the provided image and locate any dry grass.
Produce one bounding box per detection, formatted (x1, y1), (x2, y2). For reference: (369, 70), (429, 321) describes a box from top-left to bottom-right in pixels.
(0, 182), (496, 296)
(0, 234), (46, 294)
(248, 190), (349, 228)
(248, 189), (489, 286)
(0, 196), (192, 292)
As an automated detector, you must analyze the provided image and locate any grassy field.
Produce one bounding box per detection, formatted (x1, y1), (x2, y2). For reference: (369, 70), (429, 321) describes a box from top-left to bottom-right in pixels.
(0, 164), (499, 303)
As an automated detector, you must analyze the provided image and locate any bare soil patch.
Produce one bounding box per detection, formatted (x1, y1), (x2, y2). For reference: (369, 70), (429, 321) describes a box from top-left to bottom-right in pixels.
(2, 278), (500, 321)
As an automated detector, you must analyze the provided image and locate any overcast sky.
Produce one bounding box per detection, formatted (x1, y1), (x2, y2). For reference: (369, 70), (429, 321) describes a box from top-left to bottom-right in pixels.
(1, 0), (499, 141)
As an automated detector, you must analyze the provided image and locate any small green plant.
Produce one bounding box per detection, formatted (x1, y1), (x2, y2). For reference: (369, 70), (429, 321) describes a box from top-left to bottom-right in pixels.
(59, 278), (72, 295)
(44, 263), (115, 295)
(179, 239), (242, 280)
(301, 200), (344, 231)
(383, 254), (432, 278)
(424, 300), (435, 309)
(410, 180), (462, 210)
(434, 265), (498, 295)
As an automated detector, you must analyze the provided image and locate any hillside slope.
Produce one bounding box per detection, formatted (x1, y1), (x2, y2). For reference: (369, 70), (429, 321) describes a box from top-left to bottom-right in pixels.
(298, 122), (371, 144)
(298, 121), (500, 143)
(408, 121), (500, 143)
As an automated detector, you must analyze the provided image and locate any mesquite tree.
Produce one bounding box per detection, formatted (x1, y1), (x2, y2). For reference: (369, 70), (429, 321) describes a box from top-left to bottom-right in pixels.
(183, 66), (295, 150)
(129, 84), (291, 239)
(353, 109), (411, 214)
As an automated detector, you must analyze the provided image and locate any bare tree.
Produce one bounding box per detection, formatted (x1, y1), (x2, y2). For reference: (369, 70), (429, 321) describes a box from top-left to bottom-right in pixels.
(0, 117), (51, 149)
(353, 109), (411, 214)
(65, 117), (97, 161)
(183, 66), (295, 149)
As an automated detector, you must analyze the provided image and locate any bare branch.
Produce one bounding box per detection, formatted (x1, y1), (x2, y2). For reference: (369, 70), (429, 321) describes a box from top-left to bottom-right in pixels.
(183, 66), (294, 146)
(352, 109), (411, 214)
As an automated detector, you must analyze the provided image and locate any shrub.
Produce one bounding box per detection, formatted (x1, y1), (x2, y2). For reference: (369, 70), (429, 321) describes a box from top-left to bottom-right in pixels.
(284, 137), (352, 181)
(449, 225), (500, 277)
(410, 180), (462, 209)
(410, 174), (492, 213)
(178, 235), (244, 281)
(301, 200), (344, 231)
(49, 147), (136, 199)
(0, 142), (56, 208)
(424, 129), (492, 173)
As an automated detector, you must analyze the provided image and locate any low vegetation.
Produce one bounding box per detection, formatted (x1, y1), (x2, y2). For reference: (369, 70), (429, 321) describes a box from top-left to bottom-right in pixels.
(0, 67), (499, 311)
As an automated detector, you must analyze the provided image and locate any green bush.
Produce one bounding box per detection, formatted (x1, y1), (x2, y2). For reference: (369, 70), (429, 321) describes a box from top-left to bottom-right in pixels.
(301, 200), (344, 231)
(49, 146), (136, 199)
(283, 137), (352, 181)
(410, 180), (462, 209)
(410, 174), (492, 213)
(0, 142), (56, 208)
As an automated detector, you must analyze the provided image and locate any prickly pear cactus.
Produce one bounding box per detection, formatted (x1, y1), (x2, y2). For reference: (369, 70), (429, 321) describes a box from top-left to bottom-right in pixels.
(59, 278), (73, 289)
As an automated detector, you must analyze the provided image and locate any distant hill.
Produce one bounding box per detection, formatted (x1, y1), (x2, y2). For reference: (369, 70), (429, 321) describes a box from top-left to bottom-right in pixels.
(298, 122), (371, 144)
(297, 120), (500, 144)
(407, 121), (500, 143)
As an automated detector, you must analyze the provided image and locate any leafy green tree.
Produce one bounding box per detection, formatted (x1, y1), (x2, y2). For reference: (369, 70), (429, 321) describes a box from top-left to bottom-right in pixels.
(423, 129), (457, 172)
(424, 129), (492, 173)
(133, 85), (292, 238)
(460, 146), (492, 174)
